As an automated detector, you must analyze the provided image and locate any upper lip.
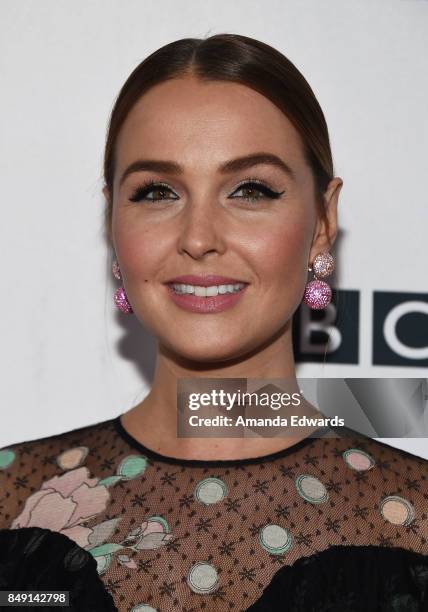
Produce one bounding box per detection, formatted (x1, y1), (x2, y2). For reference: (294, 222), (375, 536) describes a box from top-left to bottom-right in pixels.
(165, 274), (248, 286)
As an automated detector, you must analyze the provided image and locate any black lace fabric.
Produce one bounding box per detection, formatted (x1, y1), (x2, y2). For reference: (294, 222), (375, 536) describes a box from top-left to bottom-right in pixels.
(1, 416), (428, 611)
(0, 526), (117, 611)
(245, 544), (428, 611)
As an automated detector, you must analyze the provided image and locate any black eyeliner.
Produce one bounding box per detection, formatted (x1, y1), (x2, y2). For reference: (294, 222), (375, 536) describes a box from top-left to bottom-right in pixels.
(128, 178), (285, 203)
(232, 179), (285, 200)
(129, 180), (176, 202)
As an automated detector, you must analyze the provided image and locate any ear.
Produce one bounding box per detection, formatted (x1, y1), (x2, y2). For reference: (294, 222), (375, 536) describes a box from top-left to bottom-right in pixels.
(102, 185), (113, 245)
(309, 177), (343, 262)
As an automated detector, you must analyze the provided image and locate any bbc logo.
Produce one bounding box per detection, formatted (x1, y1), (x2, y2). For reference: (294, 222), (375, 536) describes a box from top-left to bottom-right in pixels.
(293, 290), (428, 367)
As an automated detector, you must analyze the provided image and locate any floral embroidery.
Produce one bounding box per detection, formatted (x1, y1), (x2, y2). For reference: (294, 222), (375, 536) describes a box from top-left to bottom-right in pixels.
(11, 466), (110, 547)
(10, 449), (175, 576)
(3, 416), (428, 611)
(89, 516), (174, 575)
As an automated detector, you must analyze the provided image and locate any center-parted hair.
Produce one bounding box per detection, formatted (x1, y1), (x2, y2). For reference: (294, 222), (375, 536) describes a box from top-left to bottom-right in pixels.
(103, 33), (335, 236)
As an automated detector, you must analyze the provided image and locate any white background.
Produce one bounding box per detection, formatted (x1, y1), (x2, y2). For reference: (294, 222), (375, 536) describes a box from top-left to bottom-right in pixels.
(1, 0), (427, 456)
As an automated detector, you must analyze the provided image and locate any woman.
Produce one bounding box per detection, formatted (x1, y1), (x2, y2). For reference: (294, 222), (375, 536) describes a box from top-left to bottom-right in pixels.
(1, 34), (427, 612)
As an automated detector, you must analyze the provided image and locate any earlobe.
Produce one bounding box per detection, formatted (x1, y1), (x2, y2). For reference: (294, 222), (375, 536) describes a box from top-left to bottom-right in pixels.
(102, 185), (114, 245)
(325, 197), (338, 246)
(102, 185), (110, 202)
(309, 210), (335, 261)
(323, 177), (343, 246)
(326, 177), (343, 217)
(309, 177), (342, 261)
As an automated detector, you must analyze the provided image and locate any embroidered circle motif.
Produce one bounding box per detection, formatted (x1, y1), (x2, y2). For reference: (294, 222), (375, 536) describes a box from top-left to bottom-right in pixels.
(117, 455), (148, 479)
(187, 562), (219, 594)
(259, 524), (293, 555)
(56, 446), (89, 470)
(342, 448), (375, 471)
(295, 474), (328, 503)
(380, 495), (415, 526)
(0, 449), (15, 469)
(194, 477), (228, 505)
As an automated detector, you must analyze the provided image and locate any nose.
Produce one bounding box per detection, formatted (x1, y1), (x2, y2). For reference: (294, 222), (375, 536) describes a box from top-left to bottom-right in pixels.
(177, 198), (227, 260)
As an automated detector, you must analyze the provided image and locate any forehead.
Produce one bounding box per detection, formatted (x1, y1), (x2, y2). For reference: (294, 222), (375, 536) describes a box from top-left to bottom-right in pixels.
(114, 76), (306, 178)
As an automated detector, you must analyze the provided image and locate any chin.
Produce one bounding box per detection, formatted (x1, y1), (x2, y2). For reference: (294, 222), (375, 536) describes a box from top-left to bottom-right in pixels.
(167, 340), (250, 364)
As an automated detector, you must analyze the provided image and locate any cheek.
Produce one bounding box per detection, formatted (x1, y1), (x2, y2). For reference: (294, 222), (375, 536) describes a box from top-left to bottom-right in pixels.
(113, 219), (167, 280)
(251, 216), (311, 283)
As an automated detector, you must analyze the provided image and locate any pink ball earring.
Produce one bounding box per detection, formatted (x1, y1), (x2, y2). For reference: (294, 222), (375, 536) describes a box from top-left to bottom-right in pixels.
(112, 259), (133, 314)
(303, 251), (335, 310)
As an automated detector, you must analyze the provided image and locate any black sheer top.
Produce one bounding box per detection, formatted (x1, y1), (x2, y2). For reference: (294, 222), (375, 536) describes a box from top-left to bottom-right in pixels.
(1, 415), (427, 611)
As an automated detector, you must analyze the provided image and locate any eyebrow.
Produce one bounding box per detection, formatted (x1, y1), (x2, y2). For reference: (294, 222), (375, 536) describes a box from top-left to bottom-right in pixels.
(119, 152), (296, 187)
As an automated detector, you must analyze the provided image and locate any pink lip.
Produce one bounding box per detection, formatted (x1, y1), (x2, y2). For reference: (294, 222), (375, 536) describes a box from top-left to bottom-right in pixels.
(165, 283), (248, 313)
(165, 274), (247, 287)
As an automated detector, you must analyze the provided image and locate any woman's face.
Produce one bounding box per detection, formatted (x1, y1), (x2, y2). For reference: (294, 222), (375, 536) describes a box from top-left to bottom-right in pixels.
(107, 76), (340, 362)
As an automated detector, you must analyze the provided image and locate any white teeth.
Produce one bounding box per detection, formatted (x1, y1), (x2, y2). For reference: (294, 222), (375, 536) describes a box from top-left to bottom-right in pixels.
(171, 283), (245, 296)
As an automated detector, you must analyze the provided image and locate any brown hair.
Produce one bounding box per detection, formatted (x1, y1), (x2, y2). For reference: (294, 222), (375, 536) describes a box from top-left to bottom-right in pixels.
(103, 33), (334, 236)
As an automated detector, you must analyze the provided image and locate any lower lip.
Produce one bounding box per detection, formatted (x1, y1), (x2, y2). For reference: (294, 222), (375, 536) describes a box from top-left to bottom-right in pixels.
(165, 284), (248, 313)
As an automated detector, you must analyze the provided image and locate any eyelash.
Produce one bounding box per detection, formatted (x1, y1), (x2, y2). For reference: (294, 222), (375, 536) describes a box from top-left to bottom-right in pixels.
(128, 178), (285, 204)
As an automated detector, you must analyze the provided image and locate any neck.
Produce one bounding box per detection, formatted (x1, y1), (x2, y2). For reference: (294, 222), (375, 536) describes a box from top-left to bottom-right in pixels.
(120, 324), (318, 461)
